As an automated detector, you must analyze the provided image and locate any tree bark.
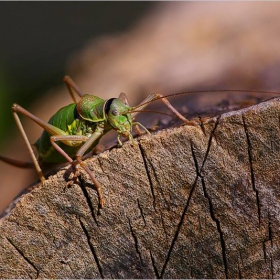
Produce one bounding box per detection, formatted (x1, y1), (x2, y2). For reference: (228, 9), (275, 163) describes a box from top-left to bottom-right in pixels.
(1, 97), (280, 278)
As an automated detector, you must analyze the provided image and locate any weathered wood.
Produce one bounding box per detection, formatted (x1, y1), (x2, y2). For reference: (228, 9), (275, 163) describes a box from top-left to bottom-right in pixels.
(1, 97), (280, 278)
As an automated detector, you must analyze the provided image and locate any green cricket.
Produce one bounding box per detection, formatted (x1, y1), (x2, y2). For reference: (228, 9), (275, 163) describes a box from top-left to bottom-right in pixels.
(2, 77), (277, 208)
(0, 76), (197, 208)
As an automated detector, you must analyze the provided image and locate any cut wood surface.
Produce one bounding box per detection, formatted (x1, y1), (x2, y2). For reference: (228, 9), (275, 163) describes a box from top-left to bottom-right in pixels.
(1, 97), (280, 278)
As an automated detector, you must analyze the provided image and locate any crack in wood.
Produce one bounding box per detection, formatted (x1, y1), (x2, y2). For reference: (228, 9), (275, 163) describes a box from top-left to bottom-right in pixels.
(160, 211), (169, 239)
(198, 116), (207, 136)
(242, 114), (261, 225)
(144, 136), (173, 210)
(138, 143), (157, 210)
(149, 250), (160, 278)
(6, 237), (39, 278)
(137, 199), (147, 227)
(270, 257), (274, 279)
(268, 209), (273, 246)
(78, 176), (99, 225)
(199, 117), (229, 278)
(191, 140), (229, 279)
(159, 163), (198, 277)
(127, 217), (143, 265)
(160, 118), (222, 278)
(201, 115), (220, 170)
(200, 177), (229, 279)
(79, 218), (104, 278)
(263, 241), (267, 262)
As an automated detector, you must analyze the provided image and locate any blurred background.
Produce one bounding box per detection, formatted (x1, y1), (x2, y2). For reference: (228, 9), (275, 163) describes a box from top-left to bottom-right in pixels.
(1, 2), (280, 214)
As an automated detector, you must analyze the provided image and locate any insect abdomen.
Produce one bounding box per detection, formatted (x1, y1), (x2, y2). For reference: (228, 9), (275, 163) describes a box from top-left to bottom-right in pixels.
(35, 103), (82, 163)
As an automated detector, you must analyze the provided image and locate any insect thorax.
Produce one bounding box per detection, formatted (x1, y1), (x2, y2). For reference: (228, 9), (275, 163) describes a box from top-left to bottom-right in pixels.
(77, 94), (105, 122)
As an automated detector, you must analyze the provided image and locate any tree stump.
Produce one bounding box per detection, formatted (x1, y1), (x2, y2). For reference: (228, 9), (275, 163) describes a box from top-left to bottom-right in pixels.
(0, 97), (280, 278)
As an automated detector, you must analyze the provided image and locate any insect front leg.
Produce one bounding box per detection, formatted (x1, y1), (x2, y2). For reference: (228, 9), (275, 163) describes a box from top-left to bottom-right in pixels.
(75, 130), (105, 208)
(132, 122), (150, 135)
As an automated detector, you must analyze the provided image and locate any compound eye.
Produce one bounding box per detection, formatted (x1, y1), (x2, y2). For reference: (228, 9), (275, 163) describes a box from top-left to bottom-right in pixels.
(111, 109), (118, 116)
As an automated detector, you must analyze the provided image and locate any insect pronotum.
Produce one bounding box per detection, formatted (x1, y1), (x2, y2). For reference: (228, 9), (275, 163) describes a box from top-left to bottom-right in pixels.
(1, 76), (279, 208)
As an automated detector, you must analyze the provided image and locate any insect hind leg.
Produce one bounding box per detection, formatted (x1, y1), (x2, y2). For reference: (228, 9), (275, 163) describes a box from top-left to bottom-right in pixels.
(12, 105), (45, 182)
(12, 104), (85, 183)
(63, 76), (84, 103)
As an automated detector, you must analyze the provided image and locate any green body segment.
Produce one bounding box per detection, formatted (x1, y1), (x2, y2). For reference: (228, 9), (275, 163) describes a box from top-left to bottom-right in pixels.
(77, 94), (105, 121)
(35, 95), (108, 164)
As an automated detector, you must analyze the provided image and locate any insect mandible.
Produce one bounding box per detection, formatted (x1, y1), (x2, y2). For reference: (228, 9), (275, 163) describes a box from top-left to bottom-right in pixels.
(1, 76), (199, 208)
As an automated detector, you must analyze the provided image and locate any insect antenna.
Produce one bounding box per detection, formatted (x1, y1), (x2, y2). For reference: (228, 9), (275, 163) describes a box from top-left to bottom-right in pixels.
(131, 89), (280, 111)
(129, 109), (174, 117)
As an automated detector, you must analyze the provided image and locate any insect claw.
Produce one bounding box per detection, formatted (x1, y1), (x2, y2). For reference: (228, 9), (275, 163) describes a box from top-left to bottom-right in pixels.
(66, 180), (74, 187)
(117, 135), (123, 146)
(99, 197), (105, 209)
(200, 116), (212, 123)
(183, 119), (199, 126)
(65, 168), (81, 187)
(149, 125), (159, 131)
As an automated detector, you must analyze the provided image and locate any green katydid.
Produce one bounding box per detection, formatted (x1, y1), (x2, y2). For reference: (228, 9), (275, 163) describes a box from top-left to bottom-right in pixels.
(1, 77), (278, 209)
(0, 76), (197, 209)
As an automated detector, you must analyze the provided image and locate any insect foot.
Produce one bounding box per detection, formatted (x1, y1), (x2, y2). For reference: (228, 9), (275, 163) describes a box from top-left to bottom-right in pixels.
(129, 139), (138, 147)
(183, 119), (199, 126)
(66, 168), (81, 187)
(76, 157), (105, 209)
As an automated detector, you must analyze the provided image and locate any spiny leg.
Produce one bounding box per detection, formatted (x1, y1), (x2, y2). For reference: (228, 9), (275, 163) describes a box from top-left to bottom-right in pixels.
(76, 130), (105, 208)
(12, 105), (45, 182)
(12, 103), (87, 182)
(63, 76), (84, 103)
(50, 131), (105, 208)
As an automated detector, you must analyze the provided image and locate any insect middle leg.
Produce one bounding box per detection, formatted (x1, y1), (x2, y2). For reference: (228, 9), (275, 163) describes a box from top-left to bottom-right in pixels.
(51, 132), (105, 208)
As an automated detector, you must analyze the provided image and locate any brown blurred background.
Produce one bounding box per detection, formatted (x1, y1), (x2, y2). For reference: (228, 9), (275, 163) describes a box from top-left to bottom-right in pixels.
(1, 2), (280, 214)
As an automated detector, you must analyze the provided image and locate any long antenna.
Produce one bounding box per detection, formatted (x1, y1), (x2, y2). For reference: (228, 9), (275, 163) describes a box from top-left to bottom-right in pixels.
(130, 109), (174, 117)
(131, 89), (280, 111)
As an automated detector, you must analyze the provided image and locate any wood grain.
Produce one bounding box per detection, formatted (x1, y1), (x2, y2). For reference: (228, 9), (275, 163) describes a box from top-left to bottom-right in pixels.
(1, 97), (280, 278)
